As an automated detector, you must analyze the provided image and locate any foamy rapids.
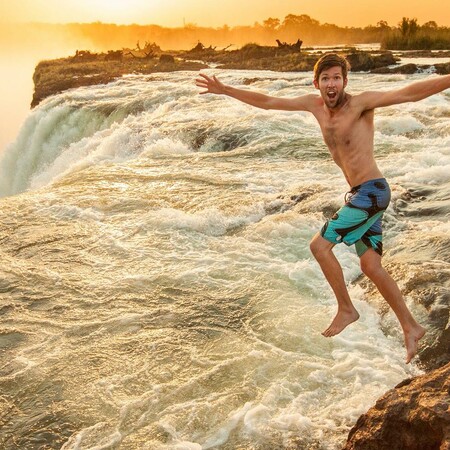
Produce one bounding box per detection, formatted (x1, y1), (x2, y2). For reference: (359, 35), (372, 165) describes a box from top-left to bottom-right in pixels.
(0, 70), (449, 449)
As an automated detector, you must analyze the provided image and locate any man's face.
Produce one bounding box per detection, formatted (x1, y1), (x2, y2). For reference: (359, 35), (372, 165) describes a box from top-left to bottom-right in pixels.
(314, 66), (348, 109)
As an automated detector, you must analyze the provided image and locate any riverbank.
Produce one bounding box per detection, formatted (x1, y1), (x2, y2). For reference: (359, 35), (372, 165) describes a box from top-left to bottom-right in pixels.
(31, 54), (207, 107)
(31, 46), (450, 107)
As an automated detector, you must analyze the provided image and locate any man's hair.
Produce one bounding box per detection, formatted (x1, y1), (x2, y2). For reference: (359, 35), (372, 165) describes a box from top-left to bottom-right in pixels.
(313, 53), (351, 82)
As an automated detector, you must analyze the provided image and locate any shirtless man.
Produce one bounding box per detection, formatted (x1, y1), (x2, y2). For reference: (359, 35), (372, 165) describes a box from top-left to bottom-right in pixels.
(196, 53), (450, 363)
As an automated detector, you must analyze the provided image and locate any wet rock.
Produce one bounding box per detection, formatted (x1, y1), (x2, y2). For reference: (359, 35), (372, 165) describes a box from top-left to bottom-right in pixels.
(159, 54), (175, 63)
(397, 50), (450, 58)
(435, 62), (450, 74)
(31, 56), (207, 107)
(371, 63), (418, 74)
(343, 363), (450, 450)
(346, 51), (397, 71)
(346, 52), (373, 71)
(243, 77), (262, 85)
(374, 52), (398, 67)
(371, 61), (450, 75)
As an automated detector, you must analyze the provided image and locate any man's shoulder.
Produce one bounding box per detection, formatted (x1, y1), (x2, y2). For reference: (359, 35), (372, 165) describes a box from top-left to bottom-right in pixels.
(348, 91), (367, 103)
(347, 92), (377, 112)
(295, 93), (322, 110)
(303, 93), (322, 102)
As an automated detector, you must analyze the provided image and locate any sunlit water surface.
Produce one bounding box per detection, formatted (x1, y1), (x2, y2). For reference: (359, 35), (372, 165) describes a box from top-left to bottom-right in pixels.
(0, 68), (449, 449)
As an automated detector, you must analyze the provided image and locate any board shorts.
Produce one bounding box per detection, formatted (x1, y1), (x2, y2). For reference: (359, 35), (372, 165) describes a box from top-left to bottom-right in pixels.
(320, 178), (391, 257)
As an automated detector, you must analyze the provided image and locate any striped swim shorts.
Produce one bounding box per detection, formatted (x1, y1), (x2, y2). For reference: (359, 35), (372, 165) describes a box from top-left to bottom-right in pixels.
(320, 178), (391, 257)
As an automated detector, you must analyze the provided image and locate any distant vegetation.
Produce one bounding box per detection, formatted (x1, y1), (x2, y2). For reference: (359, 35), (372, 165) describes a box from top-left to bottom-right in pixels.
(59, 16), (395, 49)
(3, 15), (450, 53)
(381, 18), (450, 49)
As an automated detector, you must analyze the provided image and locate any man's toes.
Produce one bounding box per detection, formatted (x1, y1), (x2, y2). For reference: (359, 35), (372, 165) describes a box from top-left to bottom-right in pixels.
(406, 349), (415, 364)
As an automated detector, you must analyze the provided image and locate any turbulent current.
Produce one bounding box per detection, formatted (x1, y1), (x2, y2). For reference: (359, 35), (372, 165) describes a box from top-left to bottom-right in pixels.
(0, 70), (449, 449)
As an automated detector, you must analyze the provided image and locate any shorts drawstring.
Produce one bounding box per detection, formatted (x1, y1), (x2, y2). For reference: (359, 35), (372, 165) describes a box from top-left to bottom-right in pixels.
(345, 184), (360, 203)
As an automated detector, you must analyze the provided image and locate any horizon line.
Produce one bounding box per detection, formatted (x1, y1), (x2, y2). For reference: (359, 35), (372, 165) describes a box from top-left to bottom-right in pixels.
(1, 17), (448, 30)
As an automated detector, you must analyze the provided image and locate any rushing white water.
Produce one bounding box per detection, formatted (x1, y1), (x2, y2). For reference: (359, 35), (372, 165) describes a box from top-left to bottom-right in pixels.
(0, 69), (449, 449)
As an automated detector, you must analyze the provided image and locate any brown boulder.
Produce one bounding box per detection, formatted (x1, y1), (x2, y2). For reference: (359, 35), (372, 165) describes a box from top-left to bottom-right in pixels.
(346, 51), (397, 72)
(159, 54), (175, 63)
(343, 363), (450, 450)
(435, 62), (450, 75)
(371, 63), (418, 74)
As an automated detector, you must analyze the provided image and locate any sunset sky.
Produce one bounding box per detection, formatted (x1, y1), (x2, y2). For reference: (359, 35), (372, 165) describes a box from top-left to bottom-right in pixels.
(1, 0), (449, 28)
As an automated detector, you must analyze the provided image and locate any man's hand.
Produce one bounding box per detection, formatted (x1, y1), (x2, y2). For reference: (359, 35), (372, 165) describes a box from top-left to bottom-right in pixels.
(195, 73), (227, 95)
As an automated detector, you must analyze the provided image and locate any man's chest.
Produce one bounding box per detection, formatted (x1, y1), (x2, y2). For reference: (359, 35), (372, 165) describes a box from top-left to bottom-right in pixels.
(320, 117), (355, 149)
(316, 109), (371, 150)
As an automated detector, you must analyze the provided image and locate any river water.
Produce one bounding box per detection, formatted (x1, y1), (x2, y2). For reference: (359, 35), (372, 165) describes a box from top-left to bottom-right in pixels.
(0, 69), (449, 449)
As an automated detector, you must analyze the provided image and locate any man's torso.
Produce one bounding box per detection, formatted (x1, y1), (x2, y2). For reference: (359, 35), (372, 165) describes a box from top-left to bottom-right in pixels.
(310, 94), (383, 187)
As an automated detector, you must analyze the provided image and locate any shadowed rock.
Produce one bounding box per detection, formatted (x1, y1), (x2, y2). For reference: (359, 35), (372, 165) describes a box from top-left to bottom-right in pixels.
(343, 363), (450, 450)
(371, 63), (418, 74)
(346, 51), (397, 71)
(159, 54), (175, 64)
(31, 56), (207, 107)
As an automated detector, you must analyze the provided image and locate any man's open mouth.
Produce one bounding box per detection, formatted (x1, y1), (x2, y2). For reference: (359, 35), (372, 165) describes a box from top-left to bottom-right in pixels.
(327, 91), (337, 99)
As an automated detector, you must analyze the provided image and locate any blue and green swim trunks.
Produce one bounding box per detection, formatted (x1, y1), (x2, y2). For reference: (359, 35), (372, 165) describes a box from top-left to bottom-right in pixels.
(320, 178), (391, 257)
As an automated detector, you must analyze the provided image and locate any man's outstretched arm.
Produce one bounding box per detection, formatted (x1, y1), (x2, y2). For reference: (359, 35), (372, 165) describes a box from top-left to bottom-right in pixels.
(195, 73), (317, 112)
(359, 74), (450, 110)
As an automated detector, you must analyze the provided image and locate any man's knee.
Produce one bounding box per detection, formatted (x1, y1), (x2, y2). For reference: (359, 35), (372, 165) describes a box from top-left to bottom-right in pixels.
(309, 235), (321, 256)
(310, 234), (332, 259)
(360, 252), (383, 278)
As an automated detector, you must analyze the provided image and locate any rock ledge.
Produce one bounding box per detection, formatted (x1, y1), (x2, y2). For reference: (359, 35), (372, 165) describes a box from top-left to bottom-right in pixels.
(343, 362), (450, 450)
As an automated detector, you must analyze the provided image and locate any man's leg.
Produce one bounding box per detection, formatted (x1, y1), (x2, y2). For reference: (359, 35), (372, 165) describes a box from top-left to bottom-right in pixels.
(359, 248), (426, 363)
(310, 232), (360, 337)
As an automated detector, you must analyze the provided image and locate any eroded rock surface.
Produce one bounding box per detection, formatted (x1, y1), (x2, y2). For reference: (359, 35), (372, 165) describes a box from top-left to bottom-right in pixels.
(343, 363), (450, 450)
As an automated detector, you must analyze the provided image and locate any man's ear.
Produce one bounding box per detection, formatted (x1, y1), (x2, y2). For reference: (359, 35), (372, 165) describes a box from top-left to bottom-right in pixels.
(344, 78), (348, 88)
(313, 79), (319, 89)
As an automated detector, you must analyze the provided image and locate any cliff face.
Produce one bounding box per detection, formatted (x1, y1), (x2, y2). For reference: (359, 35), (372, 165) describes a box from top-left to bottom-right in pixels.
(31, 55), (206, 108)
(343, 363), (450, 450)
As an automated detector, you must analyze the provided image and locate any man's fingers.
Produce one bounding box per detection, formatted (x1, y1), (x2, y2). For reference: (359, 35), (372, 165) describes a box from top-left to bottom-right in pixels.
(196, 73), (220, 94)
(198, 73), (212, 82)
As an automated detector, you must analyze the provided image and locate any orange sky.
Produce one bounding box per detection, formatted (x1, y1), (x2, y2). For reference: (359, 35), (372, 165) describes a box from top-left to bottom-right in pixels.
(1, 0), (449, 28)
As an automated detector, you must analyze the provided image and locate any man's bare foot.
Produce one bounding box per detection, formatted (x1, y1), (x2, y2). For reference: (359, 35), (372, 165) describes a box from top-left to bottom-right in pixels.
(322, 308), (360, 337)
(404, 325), (426, 364)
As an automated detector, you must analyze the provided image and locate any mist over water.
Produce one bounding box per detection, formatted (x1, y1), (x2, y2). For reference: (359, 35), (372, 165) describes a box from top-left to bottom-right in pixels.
(0, 66), (449, 449)
(0, 54), (39, 151)
(0, 25), (99, 152)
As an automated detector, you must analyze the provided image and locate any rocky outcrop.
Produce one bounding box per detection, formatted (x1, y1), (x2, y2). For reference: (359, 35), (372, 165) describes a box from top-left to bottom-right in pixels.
(394, 50), (450, 58)
(435, 62), (450, 75)
(371, 62), (450, 74)
(371, 63), (419, 74)
(343, 363), (450, 450)
(346, 51), (398, 71)
(31, 55), (207, 108)
(32, 47), (450, 107)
